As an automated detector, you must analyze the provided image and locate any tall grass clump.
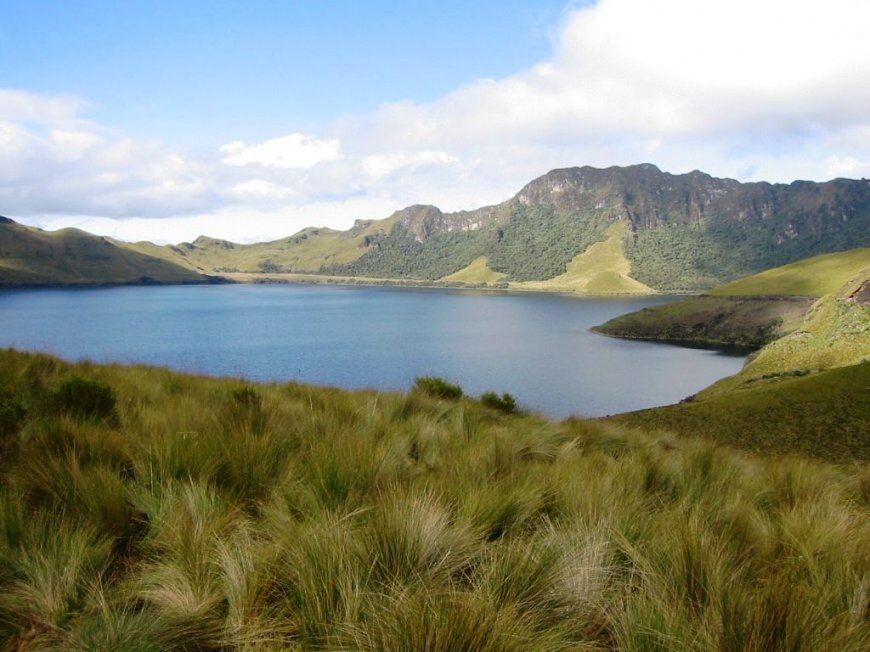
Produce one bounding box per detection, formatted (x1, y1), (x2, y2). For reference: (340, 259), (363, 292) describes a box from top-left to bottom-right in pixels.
(0, 348), (866, 649)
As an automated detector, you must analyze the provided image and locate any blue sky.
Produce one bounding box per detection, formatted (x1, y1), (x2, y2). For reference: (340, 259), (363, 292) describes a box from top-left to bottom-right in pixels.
(1, 1), (573, 148)
(1, 0), (868, 243)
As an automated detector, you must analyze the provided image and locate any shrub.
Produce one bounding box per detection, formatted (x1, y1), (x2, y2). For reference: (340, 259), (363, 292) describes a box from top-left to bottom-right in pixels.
(413, 376), (463, 400)
(0, 395), (26, 437)
(50, 377), (116, 422)
(481, 392), (517, 414)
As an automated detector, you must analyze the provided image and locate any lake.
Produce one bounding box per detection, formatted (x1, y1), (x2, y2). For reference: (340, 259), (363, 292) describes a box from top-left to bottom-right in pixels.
(0, 284), (745, 418)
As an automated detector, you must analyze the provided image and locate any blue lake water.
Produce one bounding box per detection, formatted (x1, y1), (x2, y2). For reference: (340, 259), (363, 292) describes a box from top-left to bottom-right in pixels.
(0, 284), (746, 418)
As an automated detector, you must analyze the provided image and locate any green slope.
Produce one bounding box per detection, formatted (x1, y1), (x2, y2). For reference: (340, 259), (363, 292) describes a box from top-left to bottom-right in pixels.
(710, 247), (870, 297)
(595, 248), (870, 348)
(439, 256), (506, 284)
(608, 276), (870, 462)
(0, 218), (208, 286)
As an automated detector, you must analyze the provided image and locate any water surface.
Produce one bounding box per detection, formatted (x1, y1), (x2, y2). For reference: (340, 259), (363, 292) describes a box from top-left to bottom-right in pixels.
(0, 284), (745, 418)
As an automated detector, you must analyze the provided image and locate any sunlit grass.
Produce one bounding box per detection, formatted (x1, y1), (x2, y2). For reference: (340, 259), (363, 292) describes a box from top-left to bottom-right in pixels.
(0, 348), (867, 649)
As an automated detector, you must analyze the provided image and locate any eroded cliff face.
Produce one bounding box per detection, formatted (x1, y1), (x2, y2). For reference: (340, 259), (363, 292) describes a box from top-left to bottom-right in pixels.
(386, 164), (870, 247)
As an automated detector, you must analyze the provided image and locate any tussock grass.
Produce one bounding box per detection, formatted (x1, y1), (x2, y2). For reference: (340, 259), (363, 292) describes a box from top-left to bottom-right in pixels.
(0, 348), (867, 649)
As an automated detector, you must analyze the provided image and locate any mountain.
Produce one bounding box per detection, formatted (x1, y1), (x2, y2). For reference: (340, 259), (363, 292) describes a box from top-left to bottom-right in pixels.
(125, 164), (870, 292)
(0, 218), (210, 286)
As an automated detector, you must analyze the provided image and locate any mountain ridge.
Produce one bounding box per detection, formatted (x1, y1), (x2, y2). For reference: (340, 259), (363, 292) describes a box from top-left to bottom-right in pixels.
(5, 164), (870, 290)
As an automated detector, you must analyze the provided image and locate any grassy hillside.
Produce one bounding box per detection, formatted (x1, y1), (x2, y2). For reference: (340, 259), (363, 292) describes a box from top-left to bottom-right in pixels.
(595, 248), (870, 348)
(0, 349), (867, 649)
(594, 296), (813, 348)
(120, 218), (398, 275)
(610, 281), (870, 461)
(440, 256), (506, 284)
(698, 293), (870, 397)
(512, 221), (654, 294)
(0, 219), (208, 286)
(711, 248), (870, 297)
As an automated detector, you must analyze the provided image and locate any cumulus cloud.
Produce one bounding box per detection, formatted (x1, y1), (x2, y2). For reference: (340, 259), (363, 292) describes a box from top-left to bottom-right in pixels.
(362, 151), (457, 179)
(4, 0), (870, 243)
(220, 134), (341, 169)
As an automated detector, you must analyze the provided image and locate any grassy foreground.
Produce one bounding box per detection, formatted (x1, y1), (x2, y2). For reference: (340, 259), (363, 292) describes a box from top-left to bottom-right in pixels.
(0, 350), (868, 650)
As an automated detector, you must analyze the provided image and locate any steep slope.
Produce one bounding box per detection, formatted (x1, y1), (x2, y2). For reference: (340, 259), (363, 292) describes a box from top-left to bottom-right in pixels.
(332, 165), (870, 291)
(0, 218), (209, 286)
(109, 164), (870, 293)
(595, 248), (870, 347)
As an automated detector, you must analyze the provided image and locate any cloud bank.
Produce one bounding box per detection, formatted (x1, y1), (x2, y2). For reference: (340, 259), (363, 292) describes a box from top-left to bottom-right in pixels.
(2, 0), (869, 243)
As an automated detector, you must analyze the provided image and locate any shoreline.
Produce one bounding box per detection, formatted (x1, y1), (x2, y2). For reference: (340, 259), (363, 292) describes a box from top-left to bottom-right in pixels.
(221, 271), (679, 298)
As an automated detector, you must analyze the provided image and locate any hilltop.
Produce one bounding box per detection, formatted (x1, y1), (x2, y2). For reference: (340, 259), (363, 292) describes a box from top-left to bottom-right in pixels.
(0, 218), (211, 287)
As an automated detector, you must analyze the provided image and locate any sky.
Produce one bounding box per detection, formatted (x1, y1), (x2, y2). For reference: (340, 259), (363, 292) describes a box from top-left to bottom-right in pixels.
(1, 0), (869, 244)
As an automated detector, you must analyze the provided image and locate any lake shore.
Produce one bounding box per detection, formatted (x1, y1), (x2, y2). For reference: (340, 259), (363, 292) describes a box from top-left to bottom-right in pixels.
(221, 271), (670, 297)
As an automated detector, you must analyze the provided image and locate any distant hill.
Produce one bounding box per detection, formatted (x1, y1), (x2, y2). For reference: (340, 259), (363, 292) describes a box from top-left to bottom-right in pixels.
(0, 218), (209, 286)
(594, 248), (870, 348)
(120, 164), (870, 293)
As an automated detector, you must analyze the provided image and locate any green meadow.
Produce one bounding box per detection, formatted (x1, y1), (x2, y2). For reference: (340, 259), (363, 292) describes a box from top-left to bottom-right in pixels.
(0, 349), (867, 650)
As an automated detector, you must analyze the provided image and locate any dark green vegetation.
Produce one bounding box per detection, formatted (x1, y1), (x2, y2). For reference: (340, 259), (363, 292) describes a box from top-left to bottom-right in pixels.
(17, 164), (866, 291)
(413, 376), (464, 400)
(480, 391), (518, 414)
(594, 295), (813, 349)
(0, 217), (209, 286)
(0, 349), (867, 650)
(611, 362), (870, 463)
(327, 204), (611, 283)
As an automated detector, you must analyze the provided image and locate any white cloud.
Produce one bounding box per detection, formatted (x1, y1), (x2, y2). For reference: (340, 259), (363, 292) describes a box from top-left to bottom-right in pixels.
(362, 151), (457, 179)
(220, 133), (341, 169)
(3, 0), (870, 244)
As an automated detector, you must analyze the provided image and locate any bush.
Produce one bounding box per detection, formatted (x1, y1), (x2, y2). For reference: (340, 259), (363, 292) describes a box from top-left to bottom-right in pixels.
(0, 395), (26, 437)
(480, 392), (517, 414)
(413, 377), (463, 400)
(51, 377), (116, 422)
